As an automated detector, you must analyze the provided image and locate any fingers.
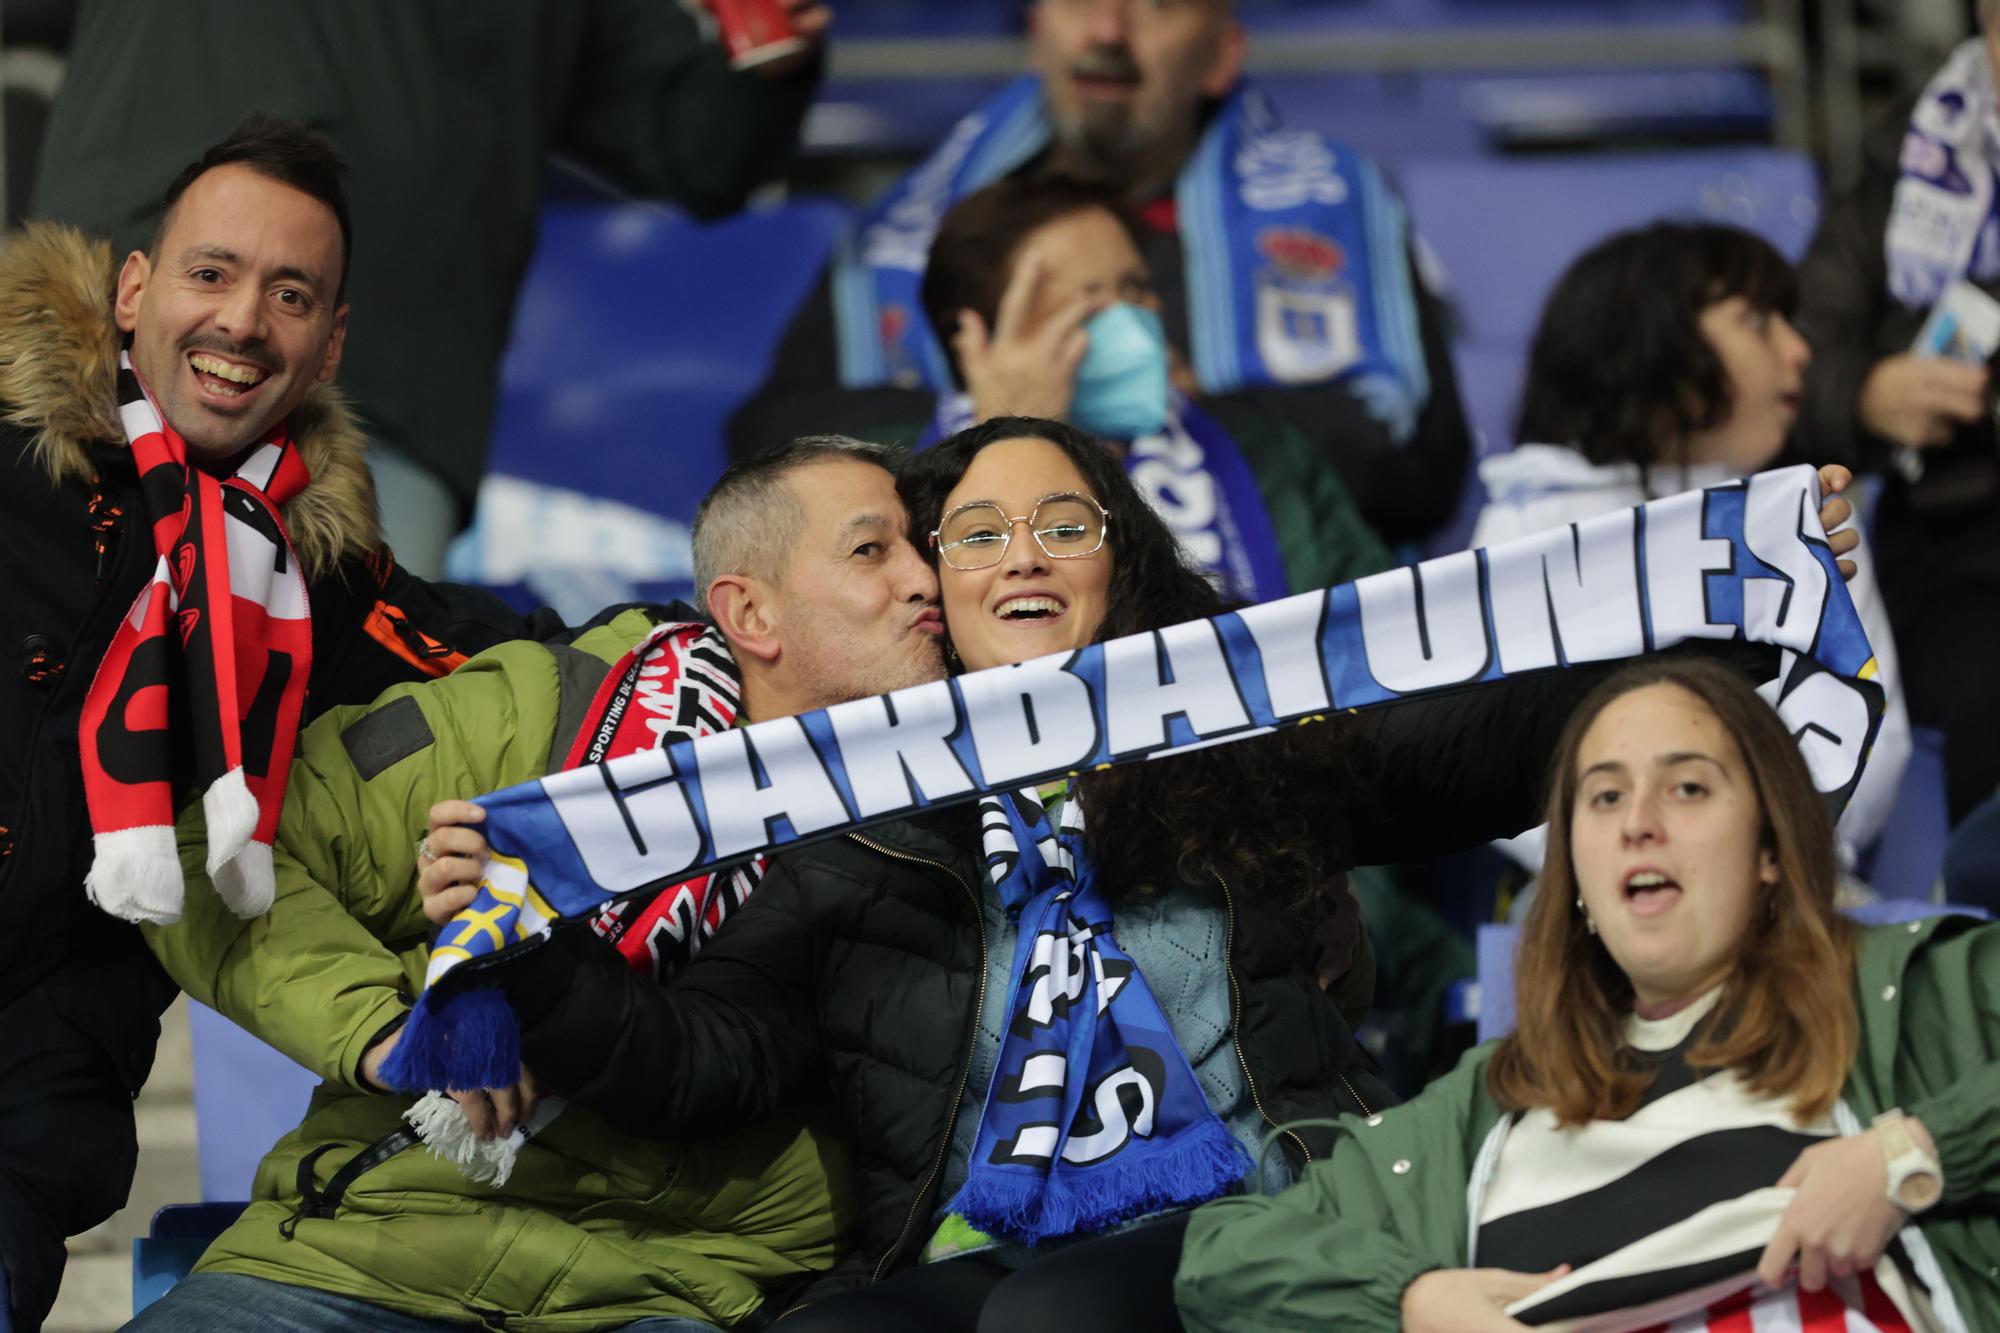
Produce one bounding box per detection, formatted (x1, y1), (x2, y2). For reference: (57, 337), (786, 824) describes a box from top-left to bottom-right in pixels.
(421, 881), (480, 927)
(1797, 1240), (1828, 1293)
(789, 4), (833, 40)
(1059, 324), (1091, 381)
(1838, 558), (1858, 581)
(519, 1066), (542, 1124)
(1776, 1153), (1809, 1190)
(993, 250), (1044, 341)
(428, 799), (485, 834)
(1817, 497), (1853, 534)
(488, 1083), (522, 1140)
(1757, 1221), (1799, 1289)
(1815, 463), (1853, 497)
(1924, 361), (1989, 422)
(953, 308), (989, 368)
(451, 1087), (496, 1142)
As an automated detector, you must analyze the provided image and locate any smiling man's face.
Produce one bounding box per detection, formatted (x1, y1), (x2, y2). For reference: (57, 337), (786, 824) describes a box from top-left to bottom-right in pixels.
(114, 163), (348, 462)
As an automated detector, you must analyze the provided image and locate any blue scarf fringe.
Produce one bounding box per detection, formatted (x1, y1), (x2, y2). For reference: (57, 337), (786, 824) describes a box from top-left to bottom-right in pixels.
(377, 986), (520, 1094)
(950, 1114), (1251, 1245)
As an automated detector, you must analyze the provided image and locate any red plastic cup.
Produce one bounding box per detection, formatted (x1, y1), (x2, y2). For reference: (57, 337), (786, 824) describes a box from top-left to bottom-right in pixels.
(701, 0), (810, 71)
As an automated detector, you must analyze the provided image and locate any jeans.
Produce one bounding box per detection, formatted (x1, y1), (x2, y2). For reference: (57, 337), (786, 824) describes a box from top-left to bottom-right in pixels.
(121, 1272), (721, 1332)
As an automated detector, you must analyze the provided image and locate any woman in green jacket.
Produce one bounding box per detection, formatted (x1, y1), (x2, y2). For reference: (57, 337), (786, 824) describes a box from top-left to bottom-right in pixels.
(1176, 656), (2000, 1332)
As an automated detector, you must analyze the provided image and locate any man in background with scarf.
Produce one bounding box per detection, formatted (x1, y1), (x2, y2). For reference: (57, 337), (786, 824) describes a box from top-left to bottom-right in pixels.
(0, 118), (559, 1332)
(730, 0), (1473, 549)
(126, 438), (946, 1331)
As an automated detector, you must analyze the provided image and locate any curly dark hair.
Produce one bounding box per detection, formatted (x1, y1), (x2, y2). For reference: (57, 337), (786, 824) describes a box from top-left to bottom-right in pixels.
(1515, 221), (1797, 476)
(899, 415), (1360, 915)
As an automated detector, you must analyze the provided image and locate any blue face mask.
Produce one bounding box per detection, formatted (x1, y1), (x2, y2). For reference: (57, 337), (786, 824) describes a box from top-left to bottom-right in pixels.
(1069, 303), (1170, 441)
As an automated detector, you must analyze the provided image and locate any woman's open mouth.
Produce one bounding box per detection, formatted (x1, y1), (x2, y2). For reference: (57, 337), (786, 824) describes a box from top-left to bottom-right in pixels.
(1623, 870), (1683, 917)
(995, 594), (1069, 624)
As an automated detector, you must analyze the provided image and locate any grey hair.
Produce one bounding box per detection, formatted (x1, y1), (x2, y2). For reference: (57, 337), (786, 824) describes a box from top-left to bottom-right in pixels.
(691, 435), (892, 615)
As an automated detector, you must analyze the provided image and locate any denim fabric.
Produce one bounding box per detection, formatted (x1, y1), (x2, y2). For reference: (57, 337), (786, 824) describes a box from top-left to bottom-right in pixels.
(121, 1272), (720, 1333)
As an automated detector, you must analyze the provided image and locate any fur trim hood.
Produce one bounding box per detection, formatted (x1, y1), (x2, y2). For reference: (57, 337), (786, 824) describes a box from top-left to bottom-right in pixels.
(0, 221), (380, 578)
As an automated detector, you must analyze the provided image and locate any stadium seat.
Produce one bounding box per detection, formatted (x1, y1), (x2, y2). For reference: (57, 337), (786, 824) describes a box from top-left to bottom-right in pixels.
(1404, 148), (1821, 349)
(131, 1005), (309, 1314)
(450, 198), (851, 615)
(1863, 727), (1952, 903)
(188, 1001), (318, 1201)
(131, 1203), (248, 1315)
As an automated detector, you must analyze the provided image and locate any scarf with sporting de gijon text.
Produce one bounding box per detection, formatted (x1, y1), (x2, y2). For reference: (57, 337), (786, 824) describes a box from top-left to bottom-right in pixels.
(79, 352), (313, 926)
(376, 465), (1886, 1096)
(387, 620), (764, 1169)
(949, 788), (1252, 1243)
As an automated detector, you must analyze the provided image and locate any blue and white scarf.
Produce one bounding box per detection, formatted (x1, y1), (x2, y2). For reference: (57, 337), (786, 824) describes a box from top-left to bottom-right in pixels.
(835, 75), (1429, 438)
(930, 391), (1289, 603)
(946, 788), (1251, 1243)
(1888, 38), (2000, 307)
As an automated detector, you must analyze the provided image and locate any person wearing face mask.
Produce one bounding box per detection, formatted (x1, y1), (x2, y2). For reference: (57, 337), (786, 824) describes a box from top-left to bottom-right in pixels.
(475, 416), (1863, 1331)
(729, 0), (1473, 550)
(919, 176), (1393, 605)
(1471, 222), (1911, 861)
(1177, 656), (2000, 1333)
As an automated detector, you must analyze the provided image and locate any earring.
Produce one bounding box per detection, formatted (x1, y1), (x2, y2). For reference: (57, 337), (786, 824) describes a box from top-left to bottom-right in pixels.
(1577, 894), (1597, 936)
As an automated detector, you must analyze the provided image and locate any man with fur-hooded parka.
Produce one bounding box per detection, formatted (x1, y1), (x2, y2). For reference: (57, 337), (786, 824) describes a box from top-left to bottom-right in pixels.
(0, 216), (559, 1330)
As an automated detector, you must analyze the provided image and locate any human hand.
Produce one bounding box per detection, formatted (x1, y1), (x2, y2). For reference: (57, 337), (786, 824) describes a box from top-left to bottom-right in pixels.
(957, 250), (1094, 423)
(359, 1025), (541, 1137)
(419, 800), (489, 927)
(1755, 1122), (1924, 1291)
(747, 0), (832, 80)
(1401, 1265), (1569, 1333)
(449, 1065), (543, 1141)
(1857, 353), (1988, 448)
(1815, 463), (1859, 581)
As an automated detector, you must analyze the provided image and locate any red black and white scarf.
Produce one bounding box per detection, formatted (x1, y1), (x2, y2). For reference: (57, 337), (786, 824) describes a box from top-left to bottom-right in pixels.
(404, 617), (761, 1182)
(78, 352), (313, 925)
(580, 620), (764, 981)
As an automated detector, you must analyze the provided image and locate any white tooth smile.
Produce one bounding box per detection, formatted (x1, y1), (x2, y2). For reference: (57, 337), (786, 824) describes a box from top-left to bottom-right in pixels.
(189, 353), (266, 387)
(998, 596), (1065, 620)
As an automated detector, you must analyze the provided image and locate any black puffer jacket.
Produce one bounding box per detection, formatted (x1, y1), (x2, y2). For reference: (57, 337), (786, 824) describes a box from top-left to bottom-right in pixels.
(507, 652), (1755, 1297)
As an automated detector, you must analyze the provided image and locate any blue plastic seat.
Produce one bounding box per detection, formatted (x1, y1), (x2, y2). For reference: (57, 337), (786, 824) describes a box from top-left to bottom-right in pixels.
(1404, 148), (1821, 349)
(452, 198), (851, 612)
(132, 1203), (249, 1315)
(130, 1006), (314, 1313)
(1863, 727), (1952, 903)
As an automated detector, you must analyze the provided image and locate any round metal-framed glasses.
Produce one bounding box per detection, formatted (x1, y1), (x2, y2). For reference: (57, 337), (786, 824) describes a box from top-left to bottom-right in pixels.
(930, 492), (1111, 571)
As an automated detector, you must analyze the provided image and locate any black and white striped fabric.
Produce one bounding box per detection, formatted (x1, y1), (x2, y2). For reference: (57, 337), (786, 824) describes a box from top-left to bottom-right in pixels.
(1475, 991), (1933, 1332)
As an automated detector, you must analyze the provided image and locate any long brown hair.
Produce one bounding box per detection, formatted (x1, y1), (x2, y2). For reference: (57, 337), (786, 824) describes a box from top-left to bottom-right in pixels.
(1485, 656), (1857, 1125)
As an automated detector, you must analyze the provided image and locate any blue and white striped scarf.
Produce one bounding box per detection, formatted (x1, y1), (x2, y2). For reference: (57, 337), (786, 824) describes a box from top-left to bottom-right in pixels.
(946, 788), (1250, 1244)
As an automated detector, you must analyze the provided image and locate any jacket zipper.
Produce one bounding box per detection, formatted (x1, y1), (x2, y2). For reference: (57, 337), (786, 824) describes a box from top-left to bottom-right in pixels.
(845, 832), (988, 1285)
(1217, 872), (1345, 1168)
